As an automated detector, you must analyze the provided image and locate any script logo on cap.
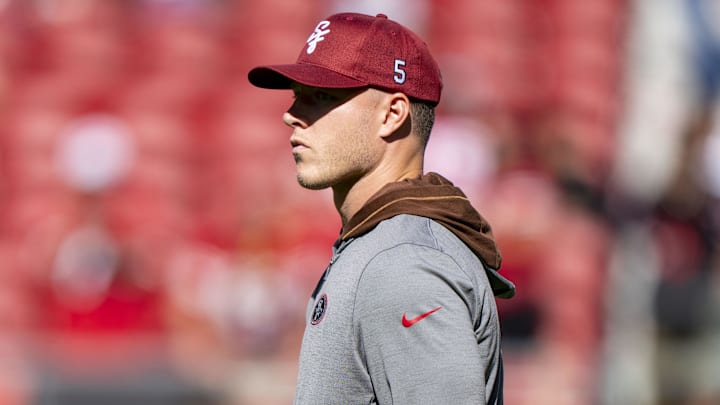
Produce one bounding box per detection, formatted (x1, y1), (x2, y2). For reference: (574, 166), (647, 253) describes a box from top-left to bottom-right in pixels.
(306, 20), (330, 54)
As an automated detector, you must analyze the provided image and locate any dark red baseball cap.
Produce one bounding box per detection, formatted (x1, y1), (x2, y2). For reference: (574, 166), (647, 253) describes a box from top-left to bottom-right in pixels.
(248, 13), (442, 105)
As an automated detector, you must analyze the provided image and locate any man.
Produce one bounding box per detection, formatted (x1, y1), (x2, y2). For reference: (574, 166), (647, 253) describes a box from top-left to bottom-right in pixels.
(248, 12), (515, 404)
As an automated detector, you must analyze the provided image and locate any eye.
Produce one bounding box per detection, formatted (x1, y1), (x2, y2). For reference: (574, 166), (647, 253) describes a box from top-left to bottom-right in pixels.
(289, 86), (343, 105)
(313, 90), (335, 102)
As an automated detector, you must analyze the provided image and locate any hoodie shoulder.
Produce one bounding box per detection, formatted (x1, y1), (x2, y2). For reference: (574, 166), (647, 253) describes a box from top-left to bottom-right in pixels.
(356, 214), (494, 294)
(360, 214), (441, 251)
(368, 215), (473, 262)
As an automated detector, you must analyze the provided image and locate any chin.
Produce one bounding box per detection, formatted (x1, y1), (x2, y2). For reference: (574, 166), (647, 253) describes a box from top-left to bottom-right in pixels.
(296, 173), (331, 190)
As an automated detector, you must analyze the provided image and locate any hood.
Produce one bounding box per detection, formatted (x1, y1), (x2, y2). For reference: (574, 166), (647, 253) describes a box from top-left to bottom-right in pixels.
(342, 172), (515, 299)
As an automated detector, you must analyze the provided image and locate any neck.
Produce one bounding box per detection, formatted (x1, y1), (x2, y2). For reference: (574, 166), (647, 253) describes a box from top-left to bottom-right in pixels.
(334, 165), (423, 227)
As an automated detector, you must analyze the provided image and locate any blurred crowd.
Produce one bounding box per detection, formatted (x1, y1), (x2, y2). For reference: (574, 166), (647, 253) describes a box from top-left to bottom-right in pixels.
(0, 0), (718, 404)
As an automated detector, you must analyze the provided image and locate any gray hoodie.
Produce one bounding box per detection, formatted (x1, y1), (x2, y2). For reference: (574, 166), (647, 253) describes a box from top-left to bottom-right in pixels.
(294, 173), (514, 404)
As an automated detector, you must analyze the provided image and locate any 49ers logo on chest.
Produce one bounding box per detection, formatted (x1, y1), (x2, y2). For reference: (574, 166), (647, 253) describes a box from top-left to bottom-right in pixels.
(311, 293), (328, 325)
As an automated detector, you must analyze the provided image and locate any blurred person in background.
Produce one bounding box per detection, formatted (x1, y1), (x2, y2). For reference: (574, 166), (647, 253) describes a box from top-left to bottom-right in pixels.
(248, 12), (515, 404)
(604, 0), (720, 404)
(649, 0), (720, 403)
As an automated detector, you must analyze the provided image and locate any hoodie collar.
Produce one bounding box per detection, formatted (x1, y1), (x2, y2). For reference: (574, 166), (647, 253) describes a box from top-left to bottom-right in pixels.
(342, 172), (515, 298)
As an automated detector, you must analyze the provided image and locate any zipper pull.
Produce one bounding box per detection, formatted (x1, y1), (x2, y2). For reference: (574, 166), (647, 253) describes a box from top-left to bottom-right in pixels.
(310, 262), (331, 300)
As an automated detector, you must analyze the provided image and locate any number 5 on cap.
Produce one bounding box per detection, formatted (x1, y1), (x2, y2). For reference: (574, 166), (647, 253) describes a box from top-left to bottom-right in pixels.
(394, 59), (406, 84)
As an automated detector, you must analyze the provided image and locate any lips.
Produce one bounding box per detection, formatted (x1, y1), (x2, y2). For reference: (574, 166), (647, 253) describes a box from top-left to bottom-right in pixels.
(290, 136), (309, 152)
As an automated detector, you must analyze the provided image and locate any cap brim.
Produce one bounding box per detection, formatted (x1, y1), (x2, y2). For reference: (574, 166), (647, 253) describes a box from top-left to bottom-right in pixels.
(248, 64), (368, 90)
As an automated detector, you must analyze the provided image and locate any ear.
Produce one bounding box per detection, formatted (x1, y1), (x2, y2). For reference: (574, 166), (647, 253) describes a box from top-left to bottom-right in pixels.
(378, 92), (411, 139)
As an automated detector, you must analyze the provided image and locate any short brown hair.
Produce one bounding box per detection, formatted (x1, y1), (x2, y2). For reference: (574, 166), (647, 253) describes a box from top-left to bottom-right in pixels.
(410, 99), (435, 146)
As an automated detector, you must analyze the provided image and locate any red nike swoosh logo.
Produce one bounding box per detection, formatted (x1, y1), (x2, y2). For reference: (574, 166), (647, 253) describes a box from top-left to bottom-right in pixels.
(402, 306), (442, 328)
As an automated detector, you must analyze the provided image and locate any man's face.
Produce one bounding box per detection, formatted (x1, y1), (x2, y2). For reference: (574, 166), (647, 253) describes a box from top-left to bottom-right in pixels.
(283, 84), (384, 190)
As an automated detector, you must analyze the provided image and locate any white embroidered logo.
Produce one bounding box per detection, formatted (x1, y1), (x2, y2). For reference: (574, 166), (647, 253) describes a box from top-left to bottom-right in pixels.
(306, 20), (331, 54)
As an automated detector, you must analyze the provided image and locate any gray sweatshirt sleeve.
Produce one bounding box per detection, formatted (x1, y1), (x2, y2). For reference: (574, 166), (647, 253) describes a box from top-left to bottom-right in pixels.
(354, 242), (495, 404)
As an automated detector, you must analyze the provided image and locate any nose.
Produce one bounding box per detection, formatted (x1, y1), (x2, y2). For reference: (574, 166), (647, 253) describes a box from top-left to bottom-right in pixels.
(283, 107), (307, 129)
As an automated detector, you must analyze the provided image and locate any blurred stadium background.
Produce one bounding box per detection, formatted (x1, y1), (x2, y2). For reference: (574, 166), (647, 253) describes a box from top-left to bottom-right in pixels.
(0, 0), (719, 404)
